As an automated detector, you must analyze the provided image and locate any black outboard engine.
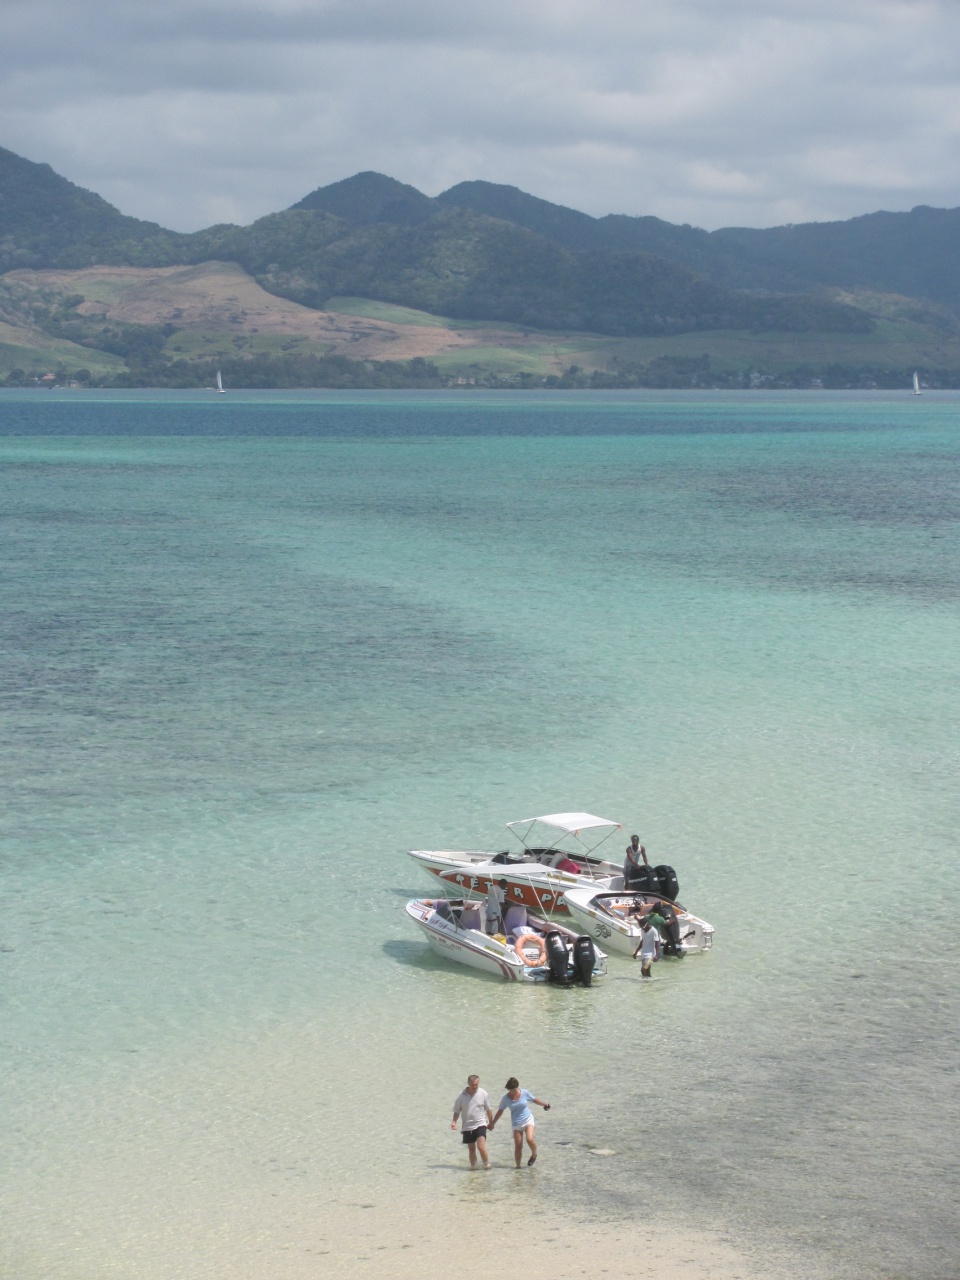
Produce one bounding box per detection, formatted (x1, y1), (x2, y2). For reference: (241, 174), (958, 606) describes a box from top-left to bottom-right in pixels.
(572, 936), (596, 986)
(627, 864), (659, 894)
(544, 930), (570, 985)
(657, 903), (685, 957)
(655, 864), (679, 901)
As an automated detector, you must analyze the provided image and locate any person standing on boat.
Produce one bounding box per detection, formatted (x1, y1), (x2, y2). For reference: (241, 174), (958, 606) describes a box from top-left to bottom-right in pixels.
(490, 1078), (550, 1167)
(451, 1075), (493, 1170)
(624, 835), (649, 886)
(485, 879), (507, 935)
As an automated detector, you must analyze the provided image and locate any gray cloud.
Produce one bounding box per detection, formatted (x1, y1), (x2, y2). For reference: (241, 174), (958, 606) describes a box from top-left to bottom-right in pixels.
(1, 0), (959, 231)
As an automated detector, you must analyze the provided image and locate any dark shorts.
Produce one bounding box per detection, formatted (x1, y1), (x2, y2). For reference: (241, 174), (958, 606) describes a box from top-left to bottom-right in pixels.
(462, 1126), (487, 1144)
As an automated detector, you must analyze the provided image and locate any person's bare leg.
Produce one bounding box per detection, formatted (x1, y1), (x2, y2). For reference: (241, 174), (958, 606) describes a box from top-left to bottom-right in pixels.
(513, 1129), (523, 1168)
(467, 1140), (478, 1169)
(476, 1133), (490, 1168)
(526, 1124), (538, 1166)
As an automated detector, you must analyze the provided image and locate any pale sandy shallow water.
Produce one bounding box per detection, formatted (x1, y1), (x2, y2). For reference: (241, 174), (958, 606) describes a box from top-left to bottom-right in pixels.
(1, 391), (958, 1279)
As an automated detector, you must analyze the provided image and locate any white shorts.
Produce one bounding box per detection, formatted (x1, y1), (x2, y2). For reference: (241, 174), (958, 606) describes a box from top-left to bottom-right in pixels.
(640, 951), (658, 965)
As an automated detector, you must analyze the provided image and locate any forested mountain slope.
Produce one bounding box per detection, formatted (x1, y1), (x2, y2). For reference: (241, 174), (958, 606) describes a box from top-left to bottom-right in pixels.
(0, 146), (185, 271)
(294, 172), (960, 314)
(3, 143), (955, 343)
(193, 205), (869, 336)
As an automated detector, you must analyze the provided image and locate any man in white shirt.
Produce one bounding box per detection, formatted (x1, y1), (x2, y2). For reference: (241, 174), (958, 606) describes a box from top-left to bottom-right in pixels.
(636, 917), (662, 978)
(451, 1074), (493, 1169)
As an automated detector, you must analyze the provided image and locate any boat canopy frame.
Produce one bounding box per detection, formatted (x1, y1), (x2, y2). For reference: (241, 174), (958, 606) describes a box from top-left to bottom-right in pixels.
(505, 812), (622, 857)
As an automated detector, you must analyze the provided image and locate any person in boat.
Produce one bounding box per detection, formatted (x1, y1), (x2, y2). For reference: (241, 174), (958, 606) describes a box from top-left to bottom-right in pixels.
(489, 1077), (551, 1167)
(553, 854), (582, 874)
(629, 901), (684, 958)
(486, 879), (507, 935)
(451, 1074), (493, 1171)
(623, 835), (649, 886)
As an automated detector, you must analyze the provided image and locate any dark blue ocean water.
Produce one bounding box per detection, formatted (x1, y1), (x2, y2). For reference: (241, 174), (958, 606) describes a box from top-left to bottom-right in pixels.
(2, 390), (958, 1279)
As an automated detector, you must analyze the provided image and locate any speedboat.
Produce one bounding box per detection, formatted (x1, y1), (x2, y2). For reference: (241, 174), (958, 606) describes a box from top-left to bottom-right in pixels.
(562, 885), (714, 959)
(409, 812), (629, 916)
(405, 896), (608, 984)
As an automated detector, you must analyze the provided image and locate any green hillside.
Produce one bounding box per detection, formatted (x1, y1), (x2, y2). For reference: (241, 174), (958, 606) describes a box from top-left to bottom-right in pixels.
(302, 172), (960, 316)
(2, 144), (959, 386)
(0, 146), (187, 272)
(188, 205), (871, 338)
(2, 266), (956, 390)
(0, 147), (873, 339)
(292, 171), (437, 226)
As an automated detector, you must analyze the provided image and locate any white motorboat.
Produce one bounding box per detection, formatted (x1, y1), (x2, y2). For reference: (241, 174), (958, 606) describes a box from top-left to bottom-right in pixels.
(562, 885), (714, 959)
(409, 812), (628, 916)
(405, 896), (608, 983)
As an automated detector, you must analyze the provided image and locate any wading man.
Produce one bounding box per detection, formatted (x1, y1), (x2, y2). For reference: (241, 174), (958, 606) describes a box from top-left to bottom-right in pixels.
(451, 1074), (493, 1169)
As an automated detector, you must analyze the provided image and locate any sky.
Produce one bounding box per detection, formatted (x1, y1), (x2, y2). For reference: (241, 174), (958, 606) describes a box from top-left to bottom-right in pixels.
(2, 0), (960, 233)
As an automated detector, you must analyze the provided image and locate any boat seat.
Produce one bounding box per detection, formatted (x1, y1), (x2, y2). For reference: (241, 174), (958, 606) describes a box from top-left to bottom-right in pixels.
(503, 903), (528, 937)
(460, 904), (483, 930)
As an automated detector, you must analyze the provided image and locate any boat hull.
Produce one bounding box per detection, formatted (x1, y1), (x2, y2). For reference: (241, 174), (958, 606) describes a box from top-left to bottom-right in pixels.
(562, 887), (714, 958)
(405, 899), (607, 983)
(408, 849), (622, 916)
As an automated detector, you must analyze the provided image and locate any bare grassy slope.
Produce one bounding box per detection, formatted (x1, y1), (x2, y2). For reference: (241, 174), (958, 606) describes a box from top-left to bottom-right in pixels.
(2, 263), (586, 372)
(0, 319), (126, 377)
(4, 262), (960, 382)
(4, 263), (486, 362)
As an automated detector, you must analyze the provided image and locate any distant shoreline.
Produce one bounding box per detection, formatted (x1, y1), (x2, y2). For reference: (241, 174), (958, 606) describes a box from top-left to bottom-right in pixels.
(2, 378), (952, 392)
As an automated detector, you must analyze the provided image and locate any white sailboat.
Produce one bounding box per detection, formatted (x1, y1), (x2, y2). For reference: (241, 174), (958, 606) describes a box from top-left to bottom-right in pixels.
(216, 369), (225, 394)
(913, 371), (922, 395)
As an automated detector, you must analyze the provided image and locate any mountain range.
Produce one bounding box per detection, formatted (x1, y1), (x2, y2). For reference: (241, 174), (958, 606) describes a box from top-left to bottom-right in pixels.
(1, 143), (959, 386)
(296, 172), (960, 315)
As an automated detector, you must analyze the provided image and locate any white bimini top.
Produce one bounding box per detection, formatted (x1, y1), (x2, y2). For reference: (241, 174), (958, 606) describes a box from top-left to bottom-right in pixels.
(507, 812), (620, 836)
(505, 812), (623, 856)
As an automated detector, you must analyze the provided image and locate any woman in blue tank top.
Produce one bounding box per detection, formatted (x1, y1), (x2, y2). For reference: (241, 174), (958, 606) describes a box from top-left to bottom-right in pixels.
(490, 1077), (551, 1167)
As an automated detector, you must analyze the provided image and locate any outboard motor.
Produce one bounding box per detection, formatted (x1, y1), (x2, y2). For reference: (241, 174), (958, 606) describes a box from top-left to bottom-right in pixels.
(658, 903), (685, 957)
(655, 864), (679, 901)
(544, 930), (570, 984)
(628, 864), (659, 895)
(572, 936), (596, 986)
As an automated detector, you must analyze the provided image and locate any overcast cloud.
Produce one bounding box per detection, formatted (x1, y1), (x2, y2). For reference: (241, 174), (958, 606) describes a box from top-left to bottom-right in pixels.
(2, 0), (959, 231)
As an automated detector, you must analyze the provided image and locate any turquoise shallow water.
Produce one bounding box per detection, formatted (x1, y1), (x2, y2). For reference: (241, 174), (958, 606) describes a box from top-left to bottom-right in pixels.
(1, 390), (959, 1278)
